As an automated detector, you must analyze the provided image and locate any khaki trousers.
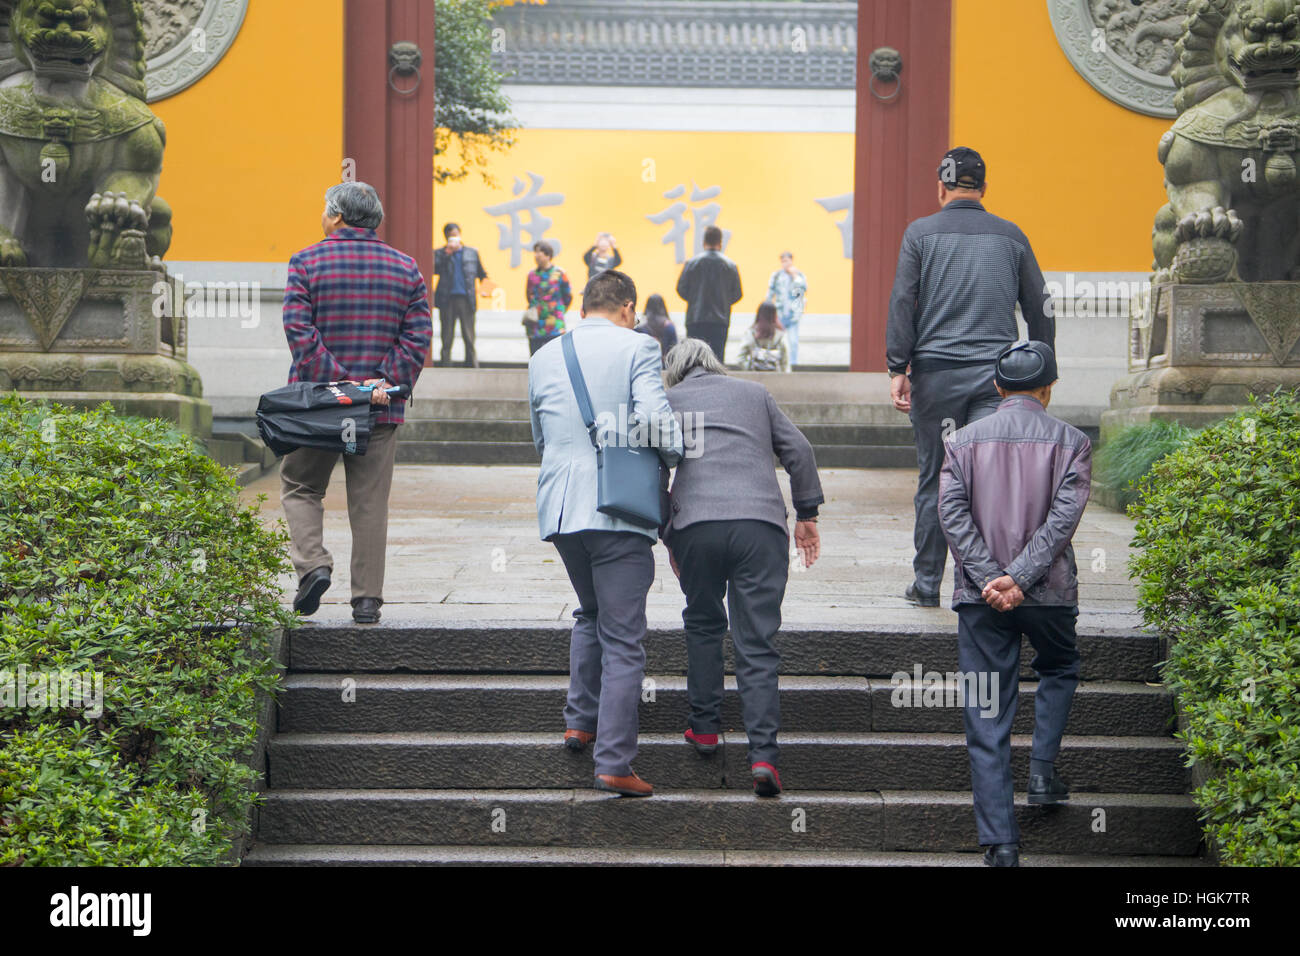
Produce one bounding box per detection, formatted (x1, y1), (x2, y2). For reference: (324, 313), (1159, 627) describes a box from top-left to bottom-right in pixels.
(280, 423), (399, 602)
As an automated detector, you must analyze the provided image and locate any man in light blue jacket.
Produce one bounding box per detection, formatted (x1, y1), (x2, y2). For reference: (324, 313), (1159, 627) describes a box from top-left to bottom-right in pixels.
(529, 269), (683, 797)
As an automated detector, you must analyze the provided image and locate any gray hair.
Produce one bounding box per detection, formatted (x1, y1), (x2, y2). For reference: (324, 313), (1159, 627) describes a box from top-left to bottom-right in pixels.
(664, 338), (727, 387)
(324, 182), (384, 229)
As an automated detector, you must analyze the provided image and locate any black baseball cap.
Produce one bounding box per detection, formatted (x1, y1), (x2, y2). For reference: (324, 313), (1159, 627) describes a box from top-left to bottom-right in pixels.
(938, 147), (986, 189)
(995, 341), (1058, 391)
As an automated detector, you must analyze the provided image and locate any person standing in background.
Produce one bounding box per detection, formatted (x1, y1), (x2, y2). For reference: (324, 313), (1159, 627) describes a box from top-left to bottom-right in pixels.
(676, 225), (742, 363)
(766, 251), (807, 366)
(886, 146), (1054, 609)
(634, 292), (678, 363)
(583, 232), (622, 280)
(525, 240), (572, 356)
(433, 222), (487, 368)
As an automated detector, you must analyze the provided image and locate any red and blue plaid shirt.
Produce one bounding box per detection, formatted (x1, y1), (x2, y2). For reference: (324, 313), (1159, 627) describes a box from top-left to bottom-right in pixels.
(282, 227), (433, 425)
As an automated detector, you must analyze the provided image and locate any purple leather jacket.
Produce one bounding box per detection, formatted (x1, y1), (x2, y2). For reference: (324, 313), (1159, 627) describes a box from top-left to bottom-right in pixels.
(938, 395), (1092, 607)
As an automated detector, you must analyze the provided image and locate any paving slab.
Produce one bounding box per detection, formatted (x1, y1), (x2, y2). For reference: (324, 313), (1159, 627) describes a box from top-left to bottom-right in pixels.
(242, 465), (1144, 631)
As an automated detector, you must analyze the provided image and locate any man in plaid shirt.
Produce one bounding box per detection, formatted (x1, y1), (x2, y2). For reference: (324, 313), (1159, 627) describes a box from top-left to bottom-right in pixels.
(280, 182), (433, 624)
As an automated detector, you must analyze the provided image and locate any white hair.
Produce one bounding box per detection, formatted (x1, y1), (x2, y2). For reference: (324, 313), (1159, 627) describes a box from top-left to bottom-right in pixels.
(324, 182), (384, 229)
(664, 338), (727, 387)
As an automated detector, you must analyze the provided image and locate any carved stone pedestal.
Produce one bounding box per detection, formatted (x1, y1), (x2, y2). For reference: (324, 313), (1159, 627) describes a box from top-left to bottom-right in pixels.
(0, 268), (212, 437)
(1101, 281), (1300, 441)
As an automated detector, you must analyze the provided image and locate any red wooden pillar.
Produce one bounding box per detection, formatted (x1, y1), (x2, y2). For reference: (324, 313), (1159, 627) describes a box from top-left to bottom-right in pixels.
(851, 0), (952, 371)
(343, 0), (435, 281)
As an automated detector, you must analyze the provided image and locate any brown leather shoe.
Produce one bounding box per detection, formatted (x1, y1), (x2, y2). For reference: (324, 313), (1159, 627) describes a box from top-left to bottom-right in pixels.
(563, 729), (595, 751)
(594, 772), (653, 797)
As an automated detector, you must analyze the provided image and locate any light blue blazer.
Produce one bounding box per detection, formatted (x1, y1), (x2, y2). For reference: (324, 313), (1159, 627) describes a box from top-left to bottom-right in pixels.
(529, 316), (684, 541)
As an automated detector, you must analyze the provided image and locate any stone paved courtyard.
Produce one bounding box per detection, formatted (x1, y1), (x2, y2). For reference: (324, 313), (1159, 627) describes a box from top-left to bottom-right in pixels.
(241, 465), (1144, 634)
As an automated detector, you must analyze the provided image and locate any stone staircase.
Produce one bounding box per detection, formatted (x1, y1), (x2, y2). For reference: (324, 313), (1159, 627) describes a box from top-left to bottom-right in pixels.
(398, 369), (1101, 469)
(243, 622), (1204, 866)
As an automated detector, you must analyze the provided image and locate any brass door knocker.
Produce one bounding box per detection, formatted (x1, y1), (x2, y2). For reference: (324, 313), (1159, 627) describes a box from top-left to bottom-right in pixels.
(388, 42), (423, 95)
(869, 47), (903, 102)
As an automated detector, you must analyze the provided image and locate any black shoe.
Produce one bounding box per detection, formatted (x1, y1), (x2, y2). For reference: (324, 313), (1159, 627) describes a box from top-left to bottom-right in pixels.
(904, 582), (940, 607)
(352, 597), (383, 624)
(1028, 770), (1070, 805)
(983, 844), (1020, 867)
(293, 567), (331, 616)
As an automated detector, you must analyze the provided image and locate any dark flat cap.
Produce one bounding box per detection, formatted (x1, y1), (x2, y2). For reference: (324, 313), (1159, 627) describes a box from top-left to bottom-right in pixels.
(995, 341), (1058, 391)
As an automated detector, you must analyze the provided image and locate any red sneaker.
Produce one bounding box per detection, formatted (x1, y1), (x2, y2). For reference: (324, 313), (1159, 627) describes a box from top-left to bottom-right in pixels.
(683, 728), (719, 755)
(752, 762), (782, 797)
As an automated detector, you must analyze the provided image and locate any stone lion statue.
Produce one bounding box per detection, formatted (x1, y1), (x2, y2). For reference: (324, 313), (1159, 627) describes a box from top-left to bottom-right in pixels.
(1152, 0), (1300, 283)
(0, 0), (171, 269)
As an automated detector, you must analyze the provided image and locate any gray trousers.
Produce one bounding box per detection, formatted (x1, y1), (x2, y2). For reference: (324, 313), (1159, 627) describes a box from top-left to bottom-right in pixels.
(280, 423), (399, 602)
(909, 363), (1002, 594)
(439, 294), (477, 367)
(553, 530), (655, 777)
(958, 602), (1080, 846)
(670, 519), (788, 768)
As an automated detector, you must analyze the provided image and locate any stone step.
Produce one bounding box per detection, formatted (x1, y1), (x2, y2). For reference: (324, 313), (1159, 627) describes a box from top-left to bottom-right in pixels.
(286, 624), (1164, 682)
(812, 445), (917, 468)
(253, 788), (1202, 855)
(398, 419), (922, 447)
(278, 674), (1173, 737)
(266, 731), (1188, 794)
(242, 843), (1207, 867)
(393, 440), (919, 468)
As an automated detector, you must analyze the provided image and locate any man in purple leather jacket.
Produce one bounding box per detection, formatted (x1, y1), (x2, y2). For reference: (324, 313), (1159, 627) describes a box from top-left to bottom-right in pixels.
(938, 341), (1091, 868)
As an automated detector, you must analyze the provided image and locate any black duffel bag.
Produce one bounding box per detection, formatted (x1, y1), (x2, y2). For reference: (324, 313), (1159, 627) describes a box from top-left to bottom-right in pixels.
(256, 382), (409, 457)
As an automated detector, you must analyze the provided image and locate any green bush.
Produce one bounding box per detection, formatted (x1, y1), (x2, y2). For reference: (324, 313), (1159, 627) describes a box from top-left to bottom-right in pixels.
(1095, 420), (1194, 510)
(0, 397), (295, 866)
(1129, 391), (1300, 865)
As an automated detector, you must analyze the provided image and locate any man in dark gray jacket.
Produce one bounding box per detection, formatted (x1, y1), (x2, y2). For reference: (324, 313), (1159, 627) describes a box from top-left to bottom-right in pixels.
(938, 341), (1091, 868)
(887, 147), (1055, 607)
(662, 338), (823, 796)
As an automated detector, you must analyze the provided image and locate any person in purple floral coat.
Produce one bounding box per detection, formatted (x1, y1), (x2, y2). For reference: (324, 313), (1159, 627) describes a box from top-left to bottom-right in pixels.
(524, 240), (572, 355)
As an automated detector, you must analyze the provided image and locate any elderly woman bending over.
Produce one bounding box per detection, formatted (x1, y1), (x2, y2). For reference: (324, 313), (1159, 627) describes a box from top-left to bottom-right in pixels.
(661, 338), (824, 797)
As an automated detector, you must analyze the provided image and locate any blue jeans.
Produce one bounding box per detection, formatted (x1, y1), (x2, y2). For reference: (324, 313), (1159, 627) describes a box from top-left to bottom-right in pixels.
(782, 319), (800, 365)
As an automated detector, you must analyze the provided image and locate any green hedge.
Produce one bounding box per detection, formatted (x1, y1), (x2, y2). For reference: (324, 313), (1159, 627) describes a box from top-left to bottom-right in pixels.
(1129, 391), (1300, 865)
(0, 398), (295, 865)
(1095, 420), (1195, 510)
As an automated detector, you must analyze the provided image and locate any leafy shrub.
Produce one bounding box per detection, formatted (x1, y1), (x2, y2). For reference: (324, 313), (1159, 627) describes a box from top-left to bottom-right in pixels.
(0, 398), (294, 866)
(1129, 391), (1300, 865)
(1095, 420), (1194, 510)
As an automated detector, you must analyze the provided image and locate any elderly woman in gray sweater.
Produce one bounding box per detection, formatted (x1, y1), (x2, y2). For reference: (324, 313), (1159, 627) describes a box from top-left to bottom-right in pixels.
(661, 338), (823, 797)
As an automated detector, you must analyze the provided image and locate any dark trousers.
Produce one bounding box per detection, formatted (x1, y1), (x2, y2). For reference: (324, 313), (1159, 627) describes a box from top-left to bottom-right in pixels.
(909, 363), (1001, 594)
(528, 334), (556, 356)
(686, 322), (729, 364)
(552, 530), (655, 777)
(670, 519), (788, 767)
(439, 294), (477, 366)
(957, 602), (1080, 846)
